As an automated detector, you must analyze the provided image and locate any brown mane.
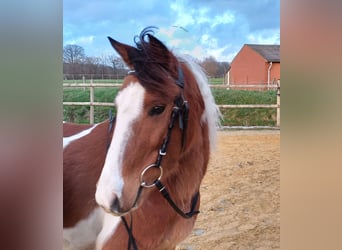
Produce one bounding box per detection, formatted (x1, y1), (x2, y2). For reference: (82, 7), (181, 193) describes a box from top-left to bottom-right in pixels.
(110, 27), (182, 98)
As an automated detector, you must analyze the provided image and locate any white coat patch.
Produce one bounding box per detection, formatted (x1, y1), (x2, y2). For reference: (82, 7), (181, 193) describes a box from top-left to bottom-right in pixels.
(63, 124), (98, 149)
(63, 207), (104, 250)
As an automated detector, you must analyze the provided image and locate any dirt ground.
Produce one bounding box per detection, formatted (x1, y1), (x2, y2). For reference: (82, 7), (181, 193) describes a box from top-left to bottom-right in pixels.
(176, 130), (280, 250)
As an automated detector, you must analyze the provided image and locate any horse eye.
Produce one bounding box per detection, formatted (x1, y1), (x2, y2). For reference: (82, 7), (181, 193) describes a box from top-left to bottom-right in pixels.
(148, 105), (165, 116)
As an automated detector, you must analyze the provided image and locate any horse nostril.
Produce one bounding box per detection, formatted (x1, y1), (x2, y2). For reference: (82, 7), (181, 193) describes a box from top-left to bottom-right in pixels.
(110, 197), (120, 213)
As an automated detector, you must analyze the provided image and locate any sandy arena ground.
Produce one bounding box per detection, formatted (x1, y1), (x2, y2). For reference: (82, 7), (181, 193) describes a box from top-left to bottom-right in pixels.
(176, 130), (280, 250)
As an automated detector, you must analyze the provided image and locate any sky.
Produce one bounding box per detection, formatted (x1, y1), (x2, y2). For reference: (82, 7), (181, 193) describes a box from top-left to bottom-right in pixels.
(63, 0), (280, 63)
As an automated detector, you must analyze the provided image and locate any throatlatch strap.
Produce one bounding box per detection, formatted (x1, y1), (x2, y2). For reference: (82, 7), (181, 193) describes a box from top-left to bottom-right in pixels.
(154, 180), (200, 219)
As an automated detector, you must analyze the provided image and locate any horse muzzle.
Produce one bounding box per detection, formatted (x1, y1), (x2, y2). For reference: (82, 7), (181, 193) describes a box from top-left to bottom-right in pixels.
(108, 196), (138, 216)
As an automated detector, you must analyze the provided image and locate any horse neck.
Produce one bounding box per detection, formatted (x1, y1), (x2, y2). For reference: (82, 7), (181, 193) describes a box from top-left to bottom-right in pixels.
(163, 120), (210, 208)
(63, 120), (111, 227)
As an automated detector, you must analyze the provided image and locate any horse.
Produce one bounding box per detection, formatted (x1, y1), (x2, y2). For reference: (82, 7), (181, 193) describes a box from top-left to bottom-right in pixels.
(63, 27), (220, 250)
(63, 118), (115, 249)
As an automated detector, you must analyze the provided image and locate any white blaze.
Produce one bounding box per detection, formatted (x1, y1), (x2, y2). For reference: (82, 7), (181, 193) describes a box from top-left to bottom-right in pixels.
(95, 83), (145, 210)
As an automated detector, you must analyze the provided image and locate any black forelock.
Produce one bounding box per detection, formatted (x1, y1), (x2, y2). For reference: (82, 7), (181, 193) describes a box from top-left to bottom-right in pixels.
(128, 27), (179, 97)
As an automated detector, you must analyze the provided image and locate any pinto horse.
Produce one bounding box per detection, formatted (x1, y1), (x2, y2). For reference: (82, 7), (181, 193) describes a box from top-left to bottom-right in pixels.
(63, 118), (115, 249)
(63, 27), (220, 250)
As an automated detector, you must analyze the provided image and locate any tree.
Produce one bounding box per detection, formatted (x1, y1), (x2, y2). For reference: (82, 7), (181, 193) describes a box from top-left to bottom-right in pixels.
(83, 56), (101, 77)
(216, 62), (231, 77)
(63, 44), (85, 64)
(107, 55), (126, 79)
(200, 56), (231, 78)
(201, 56), (219, 78)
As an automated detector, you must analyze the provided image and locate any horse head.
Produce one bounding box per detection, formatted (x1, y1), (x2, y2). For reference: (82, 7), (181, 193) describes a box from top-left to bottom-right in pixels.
(95, 27), (219, 216)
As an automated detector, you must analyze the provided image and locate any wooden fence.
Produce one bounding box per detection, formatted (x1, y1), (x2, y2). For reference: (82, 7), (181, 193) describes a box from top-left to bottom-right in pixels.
(63, 80), (280, 126)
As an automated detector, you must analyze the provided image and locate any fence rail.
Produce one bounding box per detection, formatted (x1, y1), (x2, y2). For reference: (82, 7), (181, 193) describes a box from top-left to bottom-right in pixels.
(210, 84), (278, 89)
(63, 83), (122, 88)
(63, 80), (280, 126)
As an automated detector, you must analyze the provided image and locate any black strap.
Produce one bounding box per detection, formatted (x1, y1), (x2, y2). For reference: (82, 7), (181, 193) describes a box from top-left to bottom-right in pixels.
(118, 62), (194, 250)
(155, 180), (199, 219)
(174, 64), (188, 150)
(155, 106), (180, 167)
(120, 186), (143, 250)
(121, 215), (138, 250)
(120, 182), (198, 250)
(179, 100), (188, 150)
(175, 63), (185, 89)
(106, 110), (116, 151)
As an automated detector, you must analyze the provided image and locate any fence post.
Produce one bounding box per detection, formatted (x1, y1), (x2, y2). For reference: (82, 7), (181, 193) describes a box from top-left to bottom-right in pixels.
(276, 80), (280, 127)
(90, 79), (94, 124)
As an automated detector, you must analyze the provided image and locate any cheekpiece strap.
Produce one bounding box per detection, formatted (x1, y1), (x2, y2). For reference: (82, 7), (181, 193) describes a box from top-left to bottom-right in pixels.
(175, 63), (185, 89)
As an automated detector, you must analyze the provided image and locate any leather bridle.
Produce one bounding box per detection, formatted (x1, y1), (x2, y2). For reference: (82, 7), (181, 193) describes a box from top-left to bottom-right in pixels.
(106, 64), (200, 250)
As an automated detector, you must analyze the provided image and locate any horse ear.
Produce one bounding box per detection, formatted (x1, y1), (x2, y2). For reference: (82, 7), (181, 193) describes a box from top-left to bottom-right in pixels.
(146, 34), (169, 53)
(107, 36), (137, 69)
(146, 34), (178, 71)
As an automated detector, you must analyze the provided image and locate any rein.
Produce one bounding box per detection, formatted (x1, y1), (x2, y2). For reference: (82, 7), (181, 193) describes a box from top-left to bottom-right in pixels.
(106, 109), (116, 151)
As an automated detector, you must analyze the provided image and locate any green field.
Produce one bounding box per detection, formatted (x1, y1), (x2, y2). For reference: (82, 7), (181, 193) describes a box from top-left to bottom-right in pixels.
(208, 77), (225, 85)
(211, 88), (277, 126)
(63, 79), (124, 84)
(63, 78), (222, 84)
(63, 84), (277, 126)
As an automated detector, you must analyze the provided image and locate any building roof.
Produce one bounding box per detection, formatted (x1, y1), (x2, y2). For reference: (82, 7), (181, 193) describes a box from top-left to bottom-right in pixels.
(246, 44), (280, 62)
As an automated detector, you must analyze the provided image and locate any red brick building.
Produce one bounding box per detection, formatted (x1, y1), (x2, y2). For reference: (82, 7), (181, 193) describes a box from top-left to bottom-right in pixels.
(227, 44), (280, 87)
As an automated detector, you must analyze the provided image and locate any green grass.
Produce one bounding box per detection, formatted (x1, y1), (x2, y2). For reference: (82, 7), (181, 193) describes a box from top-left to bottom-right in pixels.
(211, 89), (276, 105)
(208, 77), (224, 85)
(211, 89), (277, 126)
(63, 87), (119, 123)
(63, 85), (277, 126)
(64, 78), (221, 85)
(220, 108), (276, 126)
(63, 79), (124, 84)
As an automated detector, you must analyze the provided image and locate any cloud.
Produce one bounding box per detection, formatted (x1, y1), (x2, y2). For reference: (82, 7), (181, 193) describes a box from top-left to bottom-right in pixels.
(170, 2), (195, 27)
(63, 0), (280, 62)
(169, 38), (183, 47)
(65, 36), (95, 46)
(185, 45), (206, 60)
(159, 27), (176, 39)
(207, 46), (230, 61)
(247, 29), (280, 44)
(211, 11), (236, 28)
